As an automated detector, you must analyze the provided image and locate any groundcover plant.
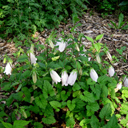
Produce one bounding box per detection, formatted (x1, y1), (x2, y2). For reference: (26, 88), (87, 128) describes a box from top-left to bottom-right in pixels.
(0, 27), (128, 128)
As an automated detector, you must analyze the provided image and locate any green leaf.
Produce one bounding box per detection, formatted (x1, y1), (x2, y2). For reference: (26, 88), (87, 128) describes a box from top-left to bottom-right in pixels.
(42, 116), (56, 124)
(85, 36), (94, 43)
(95, 34), (104, 41)
(122, 24), (128, 30)
(34, 122), (43, 128)
(86, 102), (99, 112)
(61, 90), (70, 101)
(21, 70), (31, 79)
(94, 43), (102, 52)
(17, 54), (28, 63)
(80, 91), (95, 103)
(110, 21), (117, 29)
(66, 117), (75, 127)
(1, 122), (13, 128)
(122, 90), (128, 98)
(43, 80), (55, 98)
(90, 115), (100, 128)
(35, 94), (47, 109)
(99, 103), (112, 120)
(103, 114), (120, 128)
(72, 83), (81, 91)
(118, 13), (124, 28)
(44, 104), (54, 116)
(67, 100), (75, 111)
(0, 123), (4, 128)
(101, 85), (108, 98)
(120, 119), (128, 127)
(13, 120), (30, 128)
(49, 101), (61, 111)
(0, 111), (8, 117)
(80, 119), (90, 127)
(22, 87), (31, 102)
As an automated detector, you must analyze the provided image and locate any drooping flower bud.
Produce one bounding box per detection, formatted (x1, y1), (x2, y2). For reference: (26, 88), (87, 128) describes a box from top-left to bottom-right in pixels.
(49, 40), (54, 49)
(32, 71), (37, 83)
(61, 70), (68, 86)
(106, 51), (112, 62)
(123, 77), (128, 87)
(50, 69), (61, 84)
(108, 66), (115, 77)
(115, 81), (122, 92)
(67, 69), (77, 86)
(90, 68), (98, 82)
(4, 63), (12, 75)
(75, 43), (80, 51)
(96, 53), (101, 63)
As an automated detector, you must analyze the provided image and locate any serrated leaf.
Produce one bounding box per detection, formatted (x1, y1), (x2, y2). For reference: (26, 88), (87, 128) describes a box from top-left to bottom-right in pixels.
(13, 120), (30, 128)
(80, 91), (95, 103)
(102, 114), (120, 128)
(66, 117), (75, 127)
(96, 34), (104, 41)
(86, 102), (99, 112)
(35, 94), (47, 109)
(17, 54), (28, 63)
(43, 80), (55, 98)
(21, 70), (31, 79)
(99, 103), (112, 120)
(34, 122), (43, 128)
(90, 115), (100, 128)
(42, 116), (56, 124)
(49, 101), (61, 111)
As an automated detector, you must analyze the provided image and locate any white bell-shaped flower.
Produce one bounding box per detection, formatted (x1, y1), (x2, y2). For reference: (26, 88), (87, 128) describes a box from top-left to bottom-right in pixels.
(106, 51), (112, 62)
(96, 53), (101, 63)
(56, 38), (67, 52)
(61, 70), (68, 86)
(30, 53), (37, 64)
(115, 81), (122, 92)
(123, 77), (128, 87)
(90, 68), (98, 82)
(50, 69), (61, 84)
(4, 63), (12, 75)
(67, 69), (77, 86)
(59, 42), (67, 52)
(108, 66), (115, 77)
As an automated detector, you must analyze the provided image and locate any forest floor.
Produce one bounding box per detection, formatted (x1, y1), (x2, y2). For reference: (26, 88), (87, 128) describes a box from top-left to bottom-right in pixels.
(0, 8), (128, 127)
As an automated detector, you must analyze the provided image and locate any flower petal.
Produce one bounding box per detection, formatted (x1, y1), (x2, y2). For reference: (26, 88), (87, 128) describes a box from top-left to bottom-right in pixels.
(67, 70), (77, 86)
(61, 71), (68, 86)
(108, 66), (115, 77)
(30, 53), (37, 64)
(50, 69), (61, 84)
(90, 68), (98, 82)
(4, 63), (12, 75)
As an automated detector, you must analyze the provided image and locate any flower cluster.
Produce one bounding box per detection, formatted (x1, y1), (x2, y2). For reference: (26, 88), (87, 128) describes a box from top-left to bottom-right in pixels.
(50, 69), (77, 86)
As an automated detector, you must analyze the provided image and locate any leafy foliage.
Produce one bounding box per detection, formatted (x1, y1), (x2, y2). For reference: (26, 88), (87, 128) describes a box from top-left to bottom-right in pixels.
(0, 0), (89, 38)
(0, 24), (127, 127)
